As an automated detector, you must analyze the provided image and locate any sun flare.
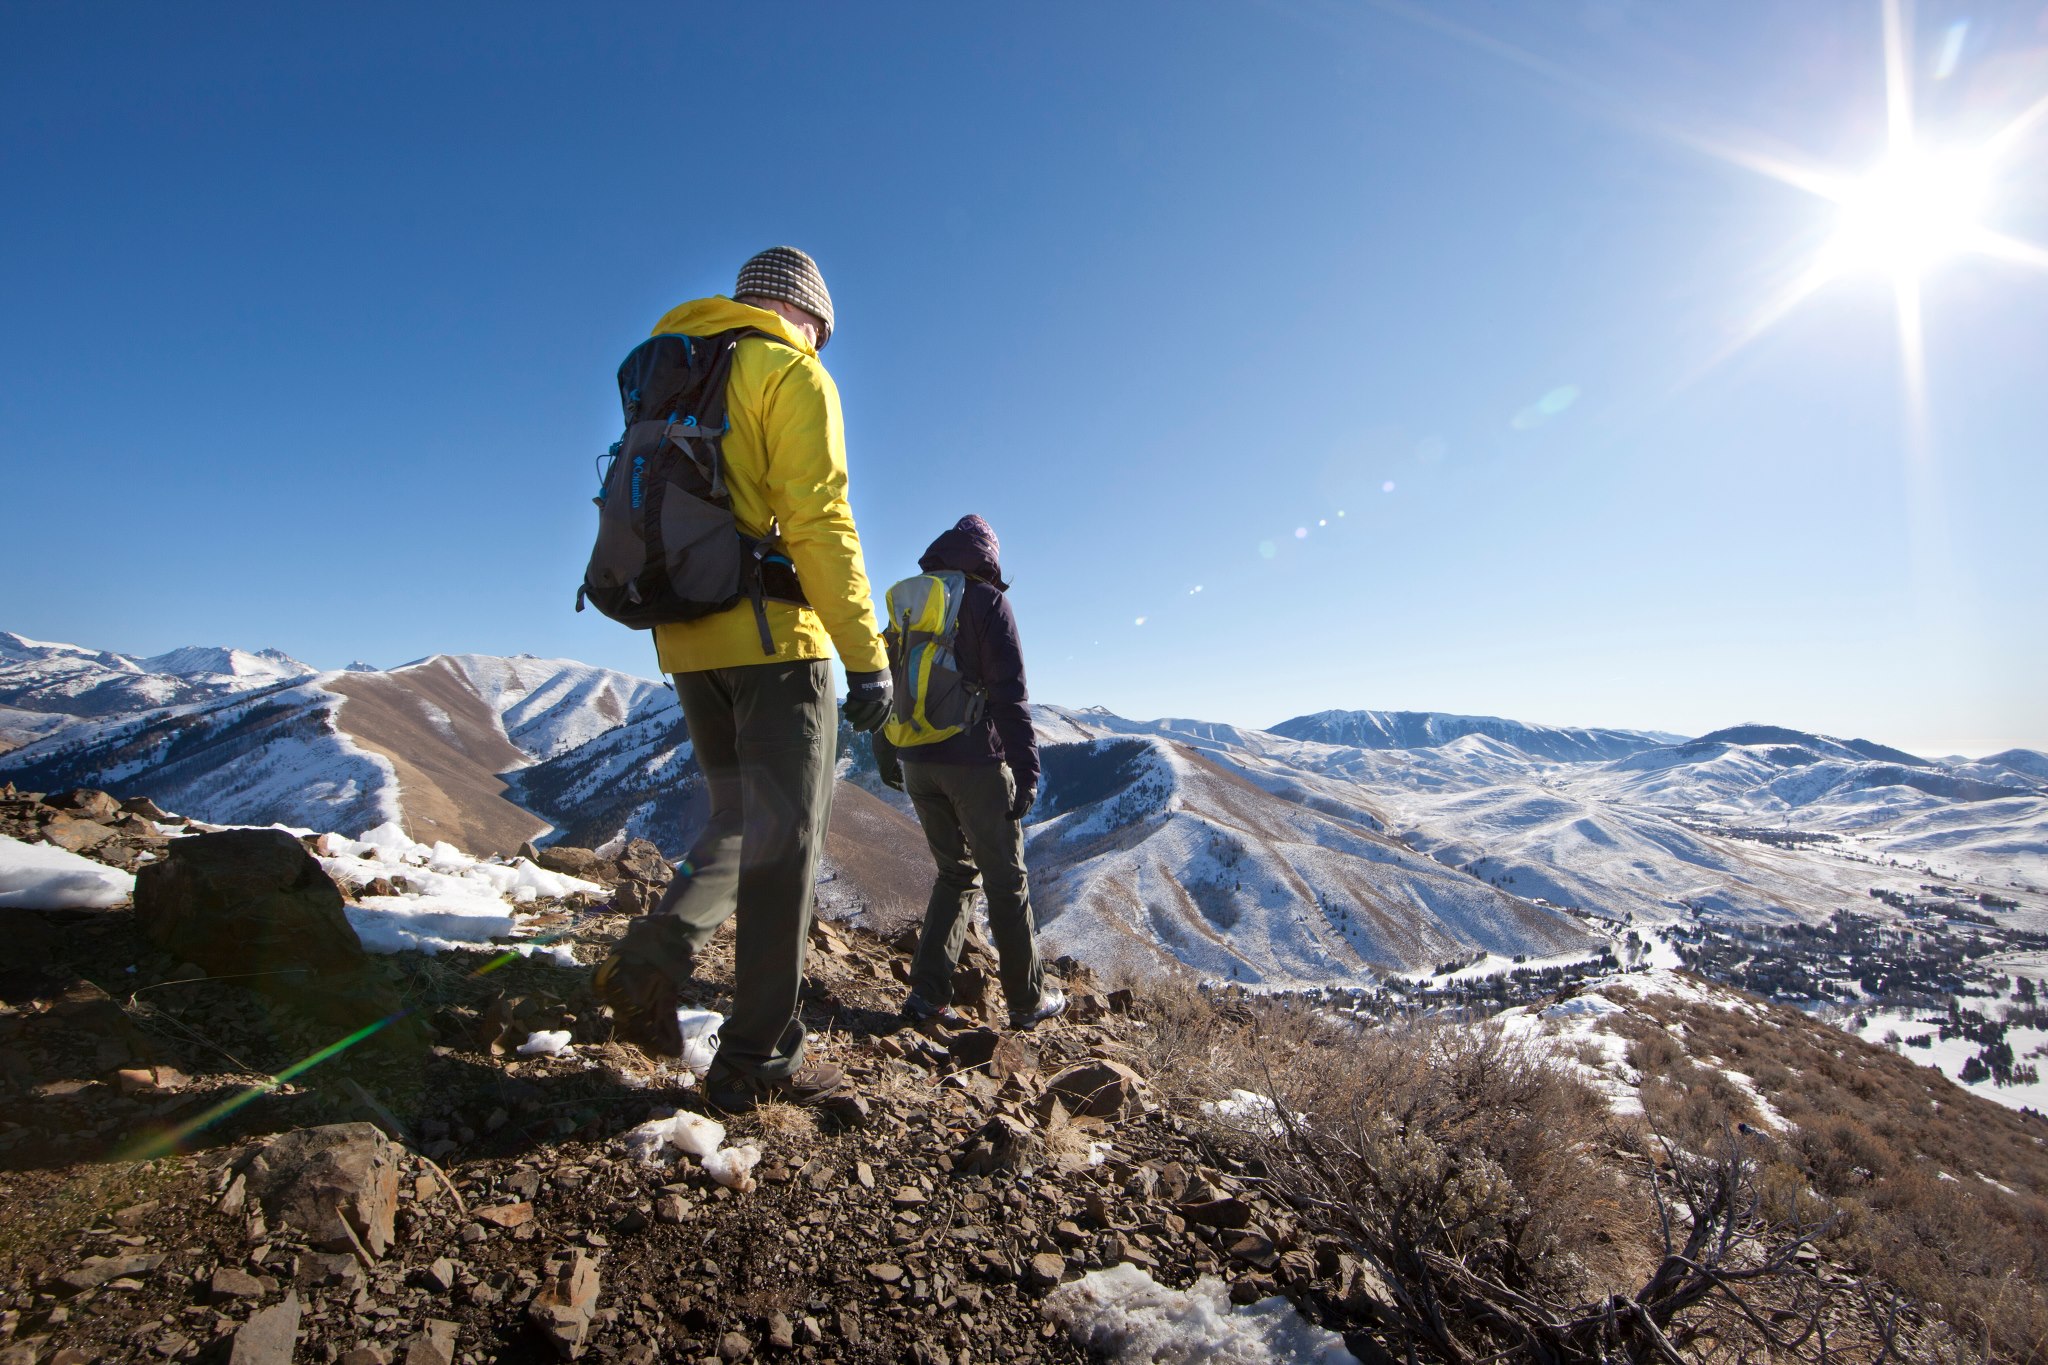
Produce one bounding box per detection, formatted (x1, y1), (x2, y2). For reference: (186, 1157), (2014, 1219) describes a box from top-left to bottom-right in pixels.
(1821, 145), (1992, 280)
(1703, 0), (2048, 399)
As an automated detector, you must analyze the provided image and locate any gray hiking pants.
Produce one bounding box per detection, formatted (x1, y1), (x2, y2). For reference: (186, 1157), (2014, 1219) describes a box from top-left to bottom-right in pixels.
(618, 659), (835, 1081)
(903, 761), (1044, 1017)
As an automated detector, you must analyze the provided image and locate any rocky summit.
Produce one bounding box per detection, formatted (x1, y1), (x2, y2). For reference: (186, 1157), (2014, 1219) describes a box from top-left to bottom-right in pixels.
(0, 785), (1358, 1364)
(1, 784), (2043, 1364)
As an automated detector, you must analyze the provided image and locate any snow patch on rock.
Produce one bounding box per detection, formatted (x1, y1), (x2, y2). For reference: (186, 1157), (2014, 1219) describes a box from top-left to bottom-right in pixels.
(0, 833), (135, 909)
(1045, 1262), (1359, 1364)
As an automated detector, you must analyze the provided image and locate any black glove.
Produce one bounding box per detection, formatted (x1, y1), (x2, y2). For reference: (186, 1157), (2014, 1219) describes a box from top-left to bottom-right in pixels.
(842, 669), (893, 734)
(1007, 770), (1036, 823)
(872, 736), (905, 791)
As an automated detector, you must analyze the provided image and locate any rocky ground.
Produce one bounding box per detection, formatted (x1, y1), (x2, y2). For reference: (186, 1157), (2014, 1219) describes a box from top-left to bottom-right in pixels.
(0, 785), (1379, 1365)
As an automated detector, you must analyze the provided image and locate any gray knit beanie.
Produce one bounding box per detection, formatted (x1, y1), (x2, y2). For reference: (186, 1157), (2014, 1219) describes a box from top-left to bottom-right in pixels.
(734, 246), (834, 347)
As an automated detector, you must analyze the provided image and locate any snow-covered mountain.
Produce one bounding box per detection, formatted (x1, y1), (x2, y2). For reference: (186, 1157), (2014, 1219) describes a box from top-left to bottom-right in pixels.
(0, 631), (319, 747)
(133, 644), (315, 683)
(0, 637), (667, 855)
(1024, 733), (1594, 983)
(1036, 707), (2048, 928)
(5, 630), (2044, 985)
(1269, 708), (1680, 763)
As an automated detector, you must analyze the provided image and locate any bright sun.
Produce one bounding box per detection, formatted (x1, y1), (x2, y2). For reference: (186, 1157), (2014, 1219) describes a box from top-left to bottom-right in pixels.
(1708, 0), (2048, 384)
(1823, 144), (1992, 279)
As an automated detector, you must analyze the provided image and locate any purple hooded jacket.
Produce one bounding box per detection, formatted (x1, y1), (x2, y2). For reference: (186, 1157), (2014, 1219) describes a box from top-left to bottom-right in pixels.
(873, 516), (1038, 792)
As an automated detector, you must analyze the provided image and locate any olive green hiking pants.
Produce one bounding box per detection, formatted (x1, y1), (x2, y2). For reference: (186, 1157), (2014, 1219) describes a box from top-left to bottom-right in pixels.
(902, 761), (1045, 1017)
(617, 659), (835, 1081)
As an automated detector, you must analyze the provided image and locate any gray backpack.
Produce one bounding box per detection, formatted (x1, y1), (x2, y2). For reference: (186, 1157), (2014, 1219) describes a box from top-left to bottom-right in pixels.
(576, 328), (804, 652)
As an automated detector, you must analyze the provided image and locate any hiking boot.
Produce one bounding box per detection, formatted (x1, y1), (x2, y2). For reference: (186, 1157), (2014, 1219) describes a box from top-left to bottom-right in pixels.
(1010, 985), (1067, 1032)
(901, 993), (973, 1029)
(593, 953), (682, 1057)
(704, 1061), (848, 1113)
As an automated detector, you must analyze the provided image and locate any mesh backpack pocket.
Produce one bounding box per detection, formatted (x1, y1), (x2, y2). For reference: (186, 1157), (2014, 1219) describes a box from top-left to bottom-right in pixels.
(882, 571), (985, 748)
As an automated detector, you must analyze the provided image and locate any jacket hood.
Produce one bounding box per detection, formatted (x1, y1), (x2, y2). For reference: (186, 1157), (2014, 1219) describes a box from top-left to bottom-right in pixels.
(919, 515), (1007, 590)
(648, 296), (816, 357)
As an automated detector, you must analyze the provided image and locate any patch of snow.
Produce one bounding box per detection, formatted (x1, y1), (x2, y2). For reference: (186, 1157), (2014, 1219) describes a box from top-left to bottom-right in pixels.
(675, 1009), (723, 1073)
(1201, 1089), (1295, 1137)
(1045, 1262), (1360, 1364)
(327, 823), (600, 901)
(624, 1109), (726, 1163)
(1644, 930), (1687, 971)
(314, 822), (601, 956)
(514, 941), (582, 968)
(1398, 949), (1605, 985)
(1613, 968), (1766, 1017)
(1537, 993), (1626, 1021)
(622, 1107), (759, 1189)
(1495, 992), (1643, 1117)
(344, 896), (519, 955)
(1719, 1069), (1789, 1131)
(702, 1143), (763, 1192)
(0, 834), (135, 909)
(516, 1030), (574, 1056)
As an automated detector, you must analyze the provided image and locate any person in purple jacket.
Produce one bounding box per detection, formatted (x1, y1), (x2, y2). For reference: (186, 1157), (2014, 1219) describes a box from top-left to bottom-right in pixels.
(872, 515), (1066, 1031)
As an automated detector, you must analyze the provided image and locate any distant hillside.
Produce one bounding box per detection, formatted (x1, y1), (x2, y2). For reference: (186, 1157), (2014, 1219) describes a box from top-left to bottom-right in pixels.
(0, 639), (666, 855)
(1027, 734), (1595, 982)
(1680, 723), (1932, 767)
(0, 630), (315, 723)
(1271, 707), (1677, 762)
(6, 630), (2044, 986)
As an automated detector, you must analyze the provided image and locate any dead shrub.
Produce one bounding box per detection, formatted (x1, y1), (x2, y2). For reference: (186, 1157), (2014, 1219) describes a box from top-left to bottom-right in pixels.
(1793, 1116), (1900, 1195)
(1126, 983), (1942, 1363)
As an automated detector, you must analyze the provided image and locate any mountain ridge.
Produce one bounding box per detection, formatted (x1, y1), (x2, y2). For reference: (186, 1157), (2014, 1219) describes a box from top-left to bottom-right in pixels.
(1269, 707), (1682, 762)
(5, 630), (2044, 984)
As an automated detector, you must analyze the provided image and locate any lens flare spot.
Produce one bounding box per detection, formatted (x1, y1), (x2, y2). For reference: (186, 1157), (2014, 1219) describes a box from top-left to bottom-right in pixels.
(1294, 527), (1308, 539)
(1382, 480), (1396, 493)
(1188, 585), (1204, 594)
(1934, 21), (1967, 80)
(1134, 616), (1147, 626)
(1257, 540), (1277, 559)
(1512, 385), (1580, 430)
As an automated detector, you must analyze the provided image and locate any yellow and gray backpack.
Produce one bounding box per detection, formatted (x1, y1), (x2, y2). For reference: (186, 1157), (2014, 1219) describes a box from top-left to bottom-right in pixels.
(882, 571), (985, 748)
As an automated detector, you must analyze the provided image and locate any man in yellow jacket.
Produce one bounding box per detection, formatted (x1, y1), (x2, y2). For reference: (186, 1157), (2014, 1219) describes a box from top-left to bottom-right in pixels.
(595, 246), (891, 1112)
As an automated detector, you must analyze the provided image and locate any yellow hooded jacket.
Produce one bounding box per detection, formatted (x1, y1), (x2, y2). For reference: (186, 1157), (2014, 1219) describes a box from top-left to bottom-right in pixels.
(644, 297), (887, 677)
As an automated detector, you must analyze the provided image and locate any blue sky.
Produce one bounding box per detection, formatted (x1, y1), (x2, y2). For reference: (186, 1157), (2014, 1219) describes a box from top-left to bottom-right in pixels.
(3, 2), (2044, 754)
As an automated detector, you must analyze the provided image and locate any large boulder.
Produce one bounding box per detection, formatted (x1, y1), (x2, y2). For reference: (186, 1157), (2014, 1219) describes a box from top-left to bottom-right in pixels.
(133, 829), (398, 1026)
(242, 1123), (402, 1258)
(532, 844), (612, 883)
(45, 788), (121, 821)
(41, 812), (117, 853)
(1046, 1059), (1149, 1120)
(614, 838), (672, 886)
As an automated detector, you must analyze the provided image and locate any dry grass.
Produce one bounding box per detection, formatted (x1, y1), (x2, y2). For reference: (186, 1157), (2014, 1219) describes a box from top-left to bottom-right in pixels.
(1128, 983), (1661, 1353)
(1119, 978), (1968, 1363)
(746, 1100), (819, 1143)
(1605, 984), (2048, 1362)
(1038, 1110), (1103, 1173)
